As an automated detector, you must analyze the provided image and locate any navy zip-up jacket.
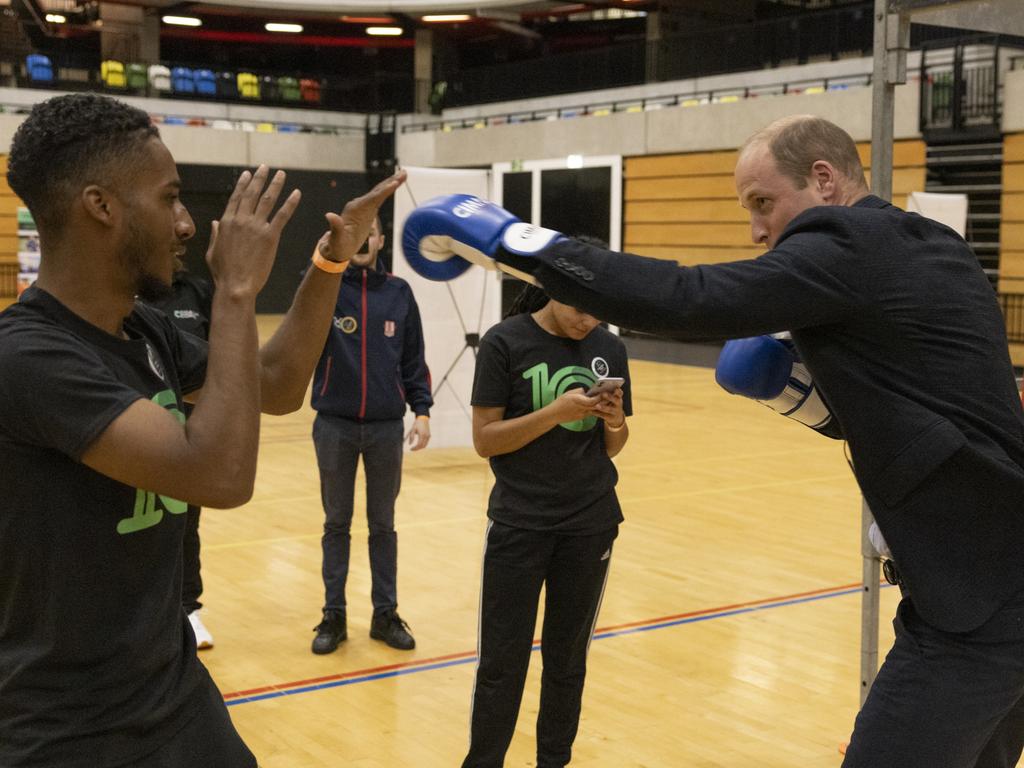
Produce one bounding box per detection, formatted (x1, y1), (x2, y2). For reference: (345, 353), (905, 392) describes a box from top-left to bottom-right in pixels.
(311, 260), (432, 421)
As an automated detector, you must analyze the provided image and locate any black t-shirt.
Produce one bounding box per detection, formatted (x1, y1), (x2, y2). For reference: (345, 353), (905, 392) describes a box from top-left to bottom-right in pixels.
(0, 286), (214, 767)
(471, 312), (632, 533)
(151, 271), (213, 342)
(150, 271), (213, 418)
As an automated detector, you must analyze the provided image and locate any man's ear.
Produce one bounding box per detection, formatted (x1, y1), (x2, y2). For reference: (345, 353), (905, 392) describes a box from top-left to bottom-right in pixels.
(810, 160), (838, 202)
(81, 185), (118, 227)
(379, 234), (386, 250)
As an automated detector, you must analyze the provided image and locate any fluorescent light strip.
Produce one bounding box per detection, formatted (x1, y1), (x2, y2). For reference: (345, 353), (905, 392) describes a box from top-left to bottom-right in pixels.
(366, 26), (403, 36)
(45, 13), (66, 23)
(162, 15), (202, 27)
(265, 22), (302, 33)
(422, 14), (471, 22)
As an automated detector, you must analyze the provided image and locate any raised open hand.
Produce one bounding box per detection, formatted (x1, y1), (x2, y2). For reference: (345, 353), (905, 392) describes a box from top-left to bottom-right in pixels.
(205, 165), (302, 298)
(319, 169), (407, 263)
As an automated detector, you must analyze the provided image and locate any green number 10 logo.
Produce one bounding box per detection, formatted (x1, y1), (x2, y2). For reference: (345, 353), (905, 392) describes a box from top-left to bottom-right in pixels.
(116, 390), (189, 535)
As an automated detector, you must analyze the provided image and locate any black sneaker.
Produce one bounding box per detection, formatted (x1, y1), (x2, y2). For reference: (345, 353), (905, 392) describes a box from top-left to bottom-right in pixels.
(311, 611), (346, 655)
(370, 609), (415, 650)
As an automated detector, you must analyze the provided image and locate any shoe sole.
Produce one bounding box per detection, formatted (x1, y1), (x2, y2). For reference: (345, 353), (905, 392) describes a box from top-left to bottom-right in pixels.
(369, 630), (415, 650)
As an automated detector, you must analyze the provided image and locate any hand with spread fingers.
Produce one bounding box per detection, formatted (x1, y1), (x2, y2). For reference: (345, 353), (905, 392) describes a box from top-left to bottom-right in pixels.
(318, 169), (407, 263)
(205, 165), (302, 297)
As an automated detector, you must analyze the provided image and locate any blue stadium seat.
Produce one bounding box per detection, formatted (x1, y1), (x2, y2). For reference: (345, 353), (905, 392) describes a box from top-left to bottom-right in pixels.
(171, 67), (195, 94)
(194, 69), (216, 96)
(26, 54), (54, 84)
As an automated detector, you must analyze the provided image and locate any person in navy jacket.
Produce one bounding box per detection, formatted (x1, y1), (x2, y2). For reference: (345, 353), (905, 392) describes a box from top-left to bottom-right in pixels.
(309, 216), (432, 653)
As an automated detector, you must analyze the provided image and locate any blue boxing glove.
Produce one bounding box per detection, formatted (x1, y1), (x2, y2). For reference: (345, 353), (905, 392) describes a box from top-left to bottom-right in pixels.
(401, 194), (563, 283)
(715, 334), (836, 435)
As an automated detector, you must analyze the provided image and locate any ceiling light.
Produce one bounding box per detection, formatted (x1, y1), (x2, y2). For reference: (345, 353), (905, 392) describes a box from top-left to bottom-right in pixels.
(162, 15), (201, 27)
(366, 26), (402, 36)
(45, 13), (66, 23)
(265, 22), (302, 33)
(422, 14), (471, 22)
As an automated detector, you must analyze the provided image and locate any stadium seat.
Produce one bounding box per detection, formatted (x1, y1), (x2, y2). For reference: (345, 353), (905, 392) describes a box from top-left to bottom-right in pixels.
(194, 69), (216, 96)
(278, 76), (300, 102)
(126, 63), (147, 91)
(148, 64), (171, 92)
(260, 75), (279, 101)
(171, 67), (195, 94)
(211, 119), (235, 130)
(25, 54), (54, 84)
(217, 71), (238, 98)
(237, 72), (259, 99)
(276, 123), (301, 132)
(101, 60), (127, 89)
(300, 78), (321, 103)
(256, 122), (275, 133)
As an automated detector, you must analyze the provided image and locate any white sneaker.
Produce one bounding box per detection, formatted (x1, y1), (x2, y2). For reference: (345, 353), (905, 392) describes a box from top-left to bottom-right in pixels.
(188, 610), (214, 650)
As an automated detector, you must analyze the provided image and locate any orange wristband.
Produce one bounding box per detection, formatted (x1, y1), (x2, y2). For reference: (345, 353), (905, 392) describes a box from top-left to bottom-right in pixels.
(311, 243), (347, 274)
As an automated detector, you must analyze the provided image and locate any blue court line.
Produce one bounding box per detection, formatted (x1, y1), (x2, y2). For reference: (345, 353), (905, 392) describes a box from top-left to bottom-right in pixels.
(225, 583), (886, 707)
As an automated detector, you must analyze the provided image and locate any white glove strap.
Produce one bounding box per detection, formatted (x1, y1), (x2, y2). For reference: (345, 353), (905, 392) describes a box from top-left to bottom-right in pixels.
(760, 361), (833, 430)
(500, 223), (562, 255)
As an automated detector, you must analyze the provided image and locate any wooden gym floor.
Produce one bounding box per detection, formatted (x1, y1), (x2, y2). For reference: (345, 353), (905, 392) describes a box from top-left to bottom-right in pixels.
(197, 321), (906, 767)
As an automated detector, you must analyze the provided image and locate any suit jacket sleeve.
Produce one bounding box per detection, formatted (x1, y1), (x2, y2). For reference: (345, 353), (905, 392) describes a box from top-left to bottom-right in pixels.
(530, 212), (867, 341)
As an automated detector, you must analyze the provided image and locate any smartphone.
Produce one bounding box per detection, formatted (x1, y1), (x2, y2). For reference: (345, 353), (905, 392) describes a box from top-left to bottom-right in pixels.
(585, 377), (624, 397)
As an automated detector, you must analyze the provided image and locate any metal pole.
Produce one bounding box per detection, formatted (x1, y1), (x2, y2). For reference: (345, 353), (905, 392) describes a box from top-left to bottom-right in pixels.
(859, 499), (881, 705)
(864, 0), (908, 706)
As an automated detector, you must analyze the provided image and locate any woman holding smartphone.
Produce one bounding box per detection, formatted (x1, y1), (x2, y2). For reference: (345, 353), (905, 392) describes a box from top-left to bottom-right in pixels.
(463, 281), (632, 768)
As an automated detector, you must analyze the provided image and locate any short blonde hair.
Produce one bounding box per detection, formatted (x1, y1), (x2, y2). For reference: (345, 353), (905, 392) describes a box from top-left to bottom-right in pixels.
(742, 115), (867, 189)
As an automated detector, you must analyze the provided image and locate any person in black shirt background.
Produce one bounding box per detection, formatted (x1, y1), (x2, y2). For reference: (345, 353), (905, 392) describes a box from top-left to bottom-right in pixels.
(463, 277), (631, 768)
(150, 265), (215, 649)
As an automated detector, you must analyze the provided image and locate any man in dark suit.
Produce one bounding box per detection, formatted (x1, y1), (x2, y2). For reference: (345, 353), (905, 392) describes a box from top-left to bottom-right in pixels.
(403, 115), (1024, 768)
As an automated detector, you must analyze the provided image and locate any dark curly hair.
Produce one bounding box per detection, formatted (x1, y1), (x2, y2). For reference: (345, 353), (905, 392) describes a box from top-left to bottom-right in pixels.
(504, 234), (608, 318)
(7, 93), (159, 234)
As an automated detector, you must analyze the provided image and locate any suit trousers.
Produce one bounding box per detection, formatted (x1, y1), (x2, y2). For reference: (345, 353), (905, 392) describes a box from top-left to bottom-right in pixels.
(462, 521), (617, 768)
(313, 413), (403, 615)
(842, 585), (1024, 768)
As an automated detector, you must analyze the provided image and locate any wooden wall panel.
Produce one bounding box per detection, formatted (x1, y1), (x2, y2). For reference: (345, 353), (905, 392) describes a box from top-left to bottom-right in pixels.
(1001, 136), (1024, 294)
(623, 140), (926, 268)
(0, 155), (23, 269)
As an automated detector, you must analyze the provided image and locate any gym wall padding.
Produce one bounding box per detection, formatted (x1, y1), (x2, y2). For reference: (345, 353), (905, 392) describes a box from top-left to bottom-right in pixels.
(175, 164), (369, 314)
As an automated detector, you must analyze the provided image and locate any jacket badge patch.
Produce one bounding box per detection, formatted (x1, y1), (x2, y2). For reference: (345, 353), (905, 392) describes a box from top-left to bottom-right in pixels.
(336, 316), (358, 334)
(384, 320), (396, 337)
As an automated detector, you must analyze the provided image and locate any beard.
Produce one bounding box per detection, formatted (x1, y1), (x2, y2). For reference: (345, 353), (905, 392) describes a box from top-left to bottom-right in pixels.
(120, 218), (173, 302)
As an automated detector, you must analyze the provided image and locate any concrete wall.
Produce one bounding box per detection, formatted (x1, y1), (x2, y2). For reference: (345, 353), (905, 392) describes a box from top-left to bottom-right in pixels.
(397, 83), (922, 168)
(0, 88), (366, 172)
(1004, 69), (1024, 133)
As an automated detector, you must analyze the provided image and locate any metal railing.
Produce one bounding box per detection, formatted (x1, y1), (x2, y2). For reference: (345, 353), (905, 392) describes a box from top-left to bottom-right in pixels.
(401, 73), (874, 134)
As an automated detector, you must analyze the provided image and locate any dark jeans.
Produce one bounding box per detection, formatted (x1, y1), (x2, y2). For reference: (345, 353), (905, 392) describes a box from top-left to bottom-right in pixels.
(313, 413), (403, 615)
(843, 591), (1024, 768)
(462, 521), (618, 768)
(181, 504), (203, 614)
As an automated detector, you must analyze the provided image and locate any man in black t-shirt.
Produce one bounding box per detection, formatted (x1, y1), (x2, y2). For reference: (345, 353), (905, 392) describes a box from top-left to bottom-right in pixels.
(0, 93), (404, 767)
(150, 268), (216, 649)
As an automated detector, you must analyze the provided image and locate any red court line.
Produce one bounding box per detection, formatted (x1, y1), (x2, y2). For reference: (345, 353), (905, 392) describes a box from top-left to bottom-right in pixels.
(221, 580), (868, 700)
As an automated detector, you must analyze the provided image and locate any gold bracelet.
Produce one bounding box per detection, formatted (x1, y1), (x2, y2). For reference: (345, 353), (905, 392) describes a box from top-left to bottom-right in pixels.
(605, 418), (626, 432)
(312, 249), (348, 274)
